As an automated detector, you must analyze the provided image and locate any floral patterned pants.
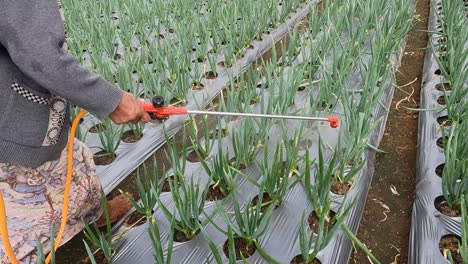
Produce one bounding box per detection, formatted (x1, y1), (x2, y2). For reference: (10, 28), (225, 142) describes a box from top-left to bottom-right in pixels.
(0, 140), (103, 263)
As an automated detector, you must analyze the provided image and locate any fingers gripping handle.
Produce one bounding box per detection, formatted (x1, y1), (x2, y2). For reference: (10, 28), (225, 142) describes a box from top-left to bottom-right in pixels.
(143, 96), (188, 120)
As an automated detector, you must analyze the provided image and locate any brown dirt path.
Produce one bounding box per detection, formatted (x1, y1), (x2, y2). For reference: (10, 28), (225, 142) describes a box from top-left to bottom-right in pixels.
(350, 0), (430, 263)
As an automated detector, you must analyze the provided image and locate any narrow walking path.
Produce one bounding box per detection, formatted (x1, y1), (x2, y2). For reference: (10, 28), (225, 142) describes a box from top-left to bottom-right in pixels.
(351, 1), (430, 263)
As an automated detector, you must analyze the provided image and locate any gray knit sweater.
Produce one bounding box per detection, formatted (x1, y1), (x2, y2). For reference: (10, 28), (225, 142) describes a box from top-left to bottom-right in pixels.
(0, 0), (123, 167)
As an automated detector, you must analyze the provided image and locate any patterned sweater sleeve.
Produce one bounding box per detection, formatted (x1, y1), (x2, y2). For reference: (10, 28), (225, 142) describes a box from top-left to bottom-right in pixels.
(0, 0), (123, 119)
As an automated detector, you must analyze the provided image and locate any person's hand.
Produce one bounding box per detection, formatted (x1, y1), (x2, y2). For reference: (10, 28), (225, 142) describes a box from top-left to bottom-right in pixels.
(109, 92), (151, 124)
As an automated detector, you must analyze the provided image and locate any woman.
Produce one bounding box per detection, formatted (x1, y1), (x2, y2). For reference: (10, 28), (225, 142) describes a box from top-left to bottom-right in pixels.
(0, 0), (151, 262)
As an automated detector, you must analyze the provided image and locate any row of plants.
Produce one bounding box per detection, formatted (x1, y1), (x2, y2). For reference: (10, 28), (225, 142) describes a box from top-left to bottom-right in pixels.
(416, 0), (467, 262)
(74, 0), (414, 263)
(62, 0), (313, 167)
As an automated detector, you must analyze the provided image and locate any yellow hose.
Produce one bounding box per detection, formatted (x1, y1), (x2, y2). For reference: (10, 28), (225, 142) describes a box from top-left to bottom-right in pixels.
(0, 109), (88, 264)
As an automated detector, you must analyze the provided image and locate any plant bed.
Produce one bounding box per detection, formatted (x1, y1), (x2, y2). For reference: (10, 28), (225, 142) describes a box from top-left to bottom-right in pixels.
(121, 130), (143, 143)
(434, 196), (461, 217)
(439, 234), (463, 263)
(290, 255), (322, 264)
(222, 237), (257, 260)
(122, 211), (148, 227)
(93, 152), (116, 166)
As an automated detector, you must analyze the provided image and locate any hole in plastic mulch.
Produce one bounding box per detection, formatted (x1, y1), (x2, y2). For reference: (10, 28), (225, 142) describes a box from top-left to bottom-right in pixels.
(162, 175), (183, 193)
(206, 183), (228, 201)
(203, 71), (218, 79)
(435, 163), (444, 177)
(434, 196), (461, 217)
(331, 178), (352, 195)
(191, 82), (205, 91)
(437, 95), (447, 105)
(121, 130), (143, 143)
(437, 116), (452, 126)
(122, 210), (150, 227)
(436, 137), (447, 149)
(250, 192), (280, 213)
(222, 237), (257, 260)
(435, 83), (451, 91)
(308, 210), (337, 234)
(93, 151), (116, 166)
(88, 123), (108, 133)
(290, 255), (322, 264)
(434, 69), (442, 75)
(174, 224), (201, 242)
(209, 128), (229, 139)
(439, 234), (463, 264)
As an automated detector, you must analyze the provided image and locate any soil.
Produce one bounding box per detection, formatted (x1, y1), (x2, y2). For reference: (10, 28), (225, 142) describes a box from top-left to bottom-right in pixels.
(162, 175), (181, 193)
(435, 163), (444, 177)
(222, 237), (257, 260)
(93, 152), (116, 166)
(206, 184), (227, 201)
(191, 82), (205, 91)
(121, 130), (143, 143)
(435, 82), (451, 91)
(437, 116), (452, 126)
(434, 196), (461, 217)
(290, 255), (322, 264)
(437, 95), (447, 105)
(174, 228), (200, 243)
(186, 150), (207, 162)
(251, 192), (279, 213)
(229, 157), (248, 170)
(281, 161), (298, 177)
(436, 137), (447, 149)
(308, 211), (336, 234)
(88, 123), (107, 133)
(81, 249), (108, 264)
(351, 0), (430, 262)
(439, 235), (463, 264)
(204, 71), (218, 79)
(331, 178), (352, 195)
(122, 210), (147, 227)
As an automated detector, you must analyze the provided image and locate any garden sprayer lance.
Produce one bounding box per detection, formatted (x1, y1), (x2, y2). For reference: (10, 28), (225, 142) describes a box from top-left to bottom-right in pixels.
(143, 96), (339, 128)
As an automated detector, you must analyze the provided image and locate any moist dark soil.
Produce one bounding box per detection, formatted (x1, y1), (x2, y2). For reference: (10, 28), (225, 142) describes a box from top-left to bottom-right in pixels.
(351, 0), (429, 262)
(434, 196), (461, 217)
(122, 210), (147, 227)
(437, 116), (452, 126)
(331, 179), (352, 195)
(81, 249), (108, 264)
(93, 152), (116, 166)
(174, 229), (200, 243)
(308, 211), (336, 234)
(251, 192), (279, 213)
(206, 184), (228, 201)
(88, 123), (107, 133)
(223, 237), (257, 260)
(191, 82), (205, 90)
(290, 255), (322, 264)
(439, 235), (463, 264)
(437, 95), (447, 105)
(204, 71), (218, 79)
(435, 163), (445, 177)
(435, 83), (451, 91)
(121, 130), (143, 143)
